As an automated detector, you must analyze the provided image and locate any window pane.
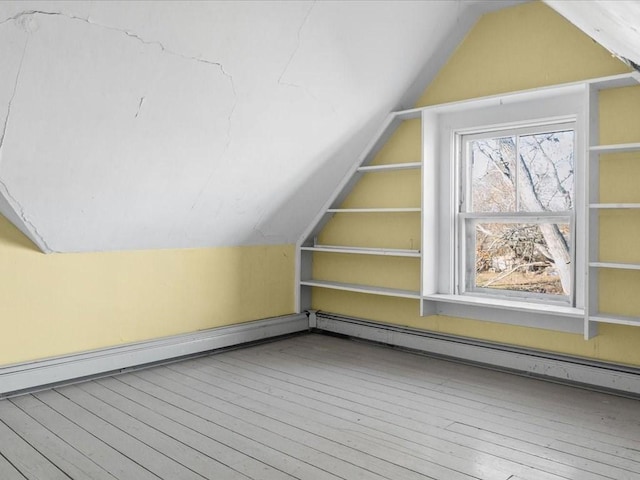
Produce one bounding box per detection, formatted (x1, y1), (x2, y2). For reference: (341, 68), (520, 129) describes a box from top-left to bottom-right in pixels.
(474, 222), (570, 296)
(470, 137), (516, 212)
(518, 130), (574, 212)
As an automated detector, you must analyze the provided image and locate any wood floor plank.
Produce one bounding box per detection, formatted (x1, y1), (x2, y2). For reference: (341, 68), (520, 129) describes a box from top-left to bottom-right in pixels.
(169, 358), (541, 480)
(258, 338), (640, 471)
(220, 350), (454, 430)
(79, 380), (289, 480)
(156, 364), (501, 480)
(0, 398), (117, 480)
(182, 355), (580, 480)
(99, 376), (342, 480)
(291, 342), (640, 452)
(57, 384), (251, 480)
(0, 450), (27, 480)
(126, 370), (427, 480)
(446, 422), (639, 480)
(217, 345), (636, 480)
(10, 394), (159, 480)
(277, 337), (639, 427)
(291, 335), (640, 435)
(235, 340), (640, 452)
(0, 415), (69, 480)
(285, 335), (602, 407)
(446, 416), (640, 474)
(34, 389), (204, 480)
(265, 340), (640, 468)
(190, 354), (633, 480)
(1, 333), (638, 480)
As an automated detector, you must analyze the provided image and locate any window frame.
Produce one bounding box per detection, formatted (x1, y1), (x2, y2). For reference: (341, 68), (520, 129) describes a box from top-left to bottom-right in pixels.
(457, 121), (577, 306)
(421, 84), (587, 333)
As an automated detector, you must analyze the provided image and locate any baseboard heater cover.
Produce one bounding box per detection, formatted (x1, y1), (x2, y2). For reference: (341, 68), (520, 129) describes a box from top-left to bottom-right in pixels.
(0, 313), (309, 397)
(313, 312), (640, 397)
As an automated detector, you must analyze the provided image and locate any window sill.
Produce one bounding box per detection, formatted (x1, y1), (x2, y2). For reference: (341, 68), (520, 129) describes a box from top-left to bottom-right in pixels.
(422, 293), (584, 334)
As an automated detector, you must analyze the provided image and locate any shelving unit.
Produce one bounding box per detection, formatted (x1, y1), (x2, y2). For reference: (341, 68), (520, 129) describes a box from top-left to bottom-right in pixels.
(585, 74), (640, 338)
(296, 71), (640, 339)
(296, 109), (422, 312)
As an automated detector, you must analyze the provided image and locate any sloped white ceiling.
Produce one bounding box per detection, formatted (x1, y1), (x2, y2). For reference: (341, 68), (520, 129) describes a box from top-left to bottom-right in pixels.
(0, 0), (552, 253)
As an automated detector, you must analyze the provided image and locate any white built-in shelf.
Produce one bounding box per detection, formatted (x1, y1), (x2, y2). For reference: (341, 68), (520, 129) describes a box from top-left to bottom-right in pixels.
(589, 314), (640, 327)
(589, 262), (640, 270)
(586, 76), (640, 336)
(357, 162), (421, 173)
(301, 245), (420, 257)
(589, 203), (640, 209)
(300, 279), (420, 299)
(590, 143), (640, 153)
(589, 72), (640, 89)
(392, 107), (424, 118)
(326, 207), (421, 213)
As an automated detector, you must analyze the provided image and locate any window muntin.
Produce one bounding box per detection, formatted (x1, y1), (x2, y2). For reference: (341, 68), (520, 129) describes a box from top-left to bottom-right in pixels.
(458, 123), (576, 304)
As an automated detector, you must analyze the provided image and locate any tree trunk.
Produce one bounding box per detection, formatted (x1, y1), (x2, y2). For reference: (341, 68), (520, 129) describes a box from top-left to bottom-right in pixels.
(504, 140), (571, 294)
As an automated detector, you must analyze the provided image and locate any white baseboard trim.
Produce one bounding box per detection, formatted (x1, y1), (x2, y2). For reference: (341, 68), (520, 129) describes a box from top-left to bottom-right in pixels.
(5, 311), (638, 398)
(313, 312), (640, 397)
(0, 313), (309, 397)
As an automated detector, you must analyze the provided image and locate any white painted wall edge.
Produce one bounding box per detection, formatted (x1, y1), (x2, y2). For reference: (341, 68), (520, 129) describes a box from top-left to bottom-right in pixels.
(0, 313), (309, 397)
(312, 312), (640, 397)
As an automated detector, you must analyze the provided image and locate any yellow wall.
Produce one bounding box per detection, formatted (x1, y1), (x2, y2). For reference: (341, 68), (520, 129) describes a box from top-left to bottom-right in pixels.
(0, 214), (294, 365)
(311, 1), (640, 367)
(416, 1), (629, 107)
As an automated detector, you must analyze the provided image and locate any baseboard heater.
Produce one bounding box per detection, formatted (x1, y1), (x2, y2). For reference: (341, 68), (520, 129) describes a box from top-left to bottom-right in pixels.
(3, 311), (639, 398)
(0, 313), (309, 398)
(311, 311), (640, 397)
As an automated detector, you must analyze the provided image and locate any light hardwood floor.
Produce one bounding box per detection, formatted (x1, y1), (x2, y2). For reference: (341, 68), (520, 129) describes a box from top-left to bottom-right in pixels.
(1, 333), (639, 479)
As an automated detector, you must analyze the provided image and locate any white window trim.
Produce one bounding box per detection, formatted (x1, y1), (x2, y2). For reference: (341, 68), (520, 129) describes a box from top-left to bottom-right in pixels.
(421, 84), (587, 333)
(457, 121), (576, 305)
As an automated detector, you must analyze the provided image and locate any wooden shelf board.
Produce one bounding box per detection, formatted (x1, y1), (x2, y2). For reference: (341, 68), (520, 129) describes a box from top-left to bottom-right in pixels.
(589, 314), (640, 327)
(301, 246), (420, 257)
(589, 203), (640, 209)
(392, 108), (423, 120)
(589, 72), (640, 90)
(327, 207), (421, 213)
(590, 142), (640, 153)
(589, 262), (640, 270)
(300, 280), (420, 299)
(357, 162), (421, 173)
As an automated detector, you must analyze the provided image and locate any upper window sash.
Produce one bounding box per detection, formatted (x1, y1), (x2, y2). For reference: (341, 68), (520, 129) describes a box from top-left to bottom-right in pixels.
(458, 121), (577, 216)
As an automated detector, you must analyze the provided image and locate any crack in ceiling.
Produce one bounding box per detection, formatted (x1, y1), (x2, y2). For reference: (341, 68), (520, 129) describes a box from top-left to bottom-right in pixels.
(278, 1), (316, 89)
(0, 7), (238, 252)
(0, 31), (52, 252)
(0, 31), (27, 161)
(0, 1), (631, 254)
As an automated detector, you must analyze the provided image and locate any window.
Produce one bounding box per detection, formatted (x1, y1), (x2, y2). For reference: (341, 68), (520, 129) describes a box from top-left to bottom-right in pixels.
(422, 85), (586, 332)
(458, 123), (576, 304)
